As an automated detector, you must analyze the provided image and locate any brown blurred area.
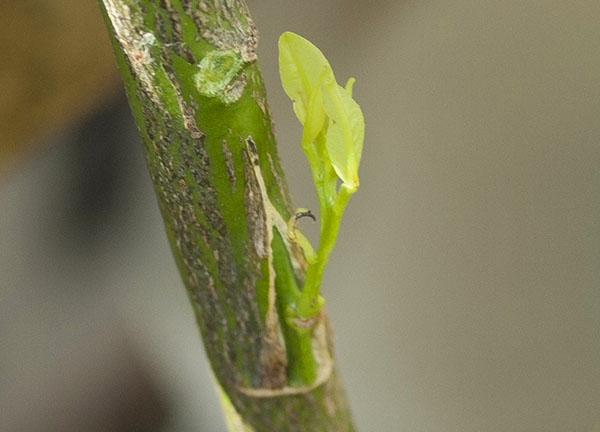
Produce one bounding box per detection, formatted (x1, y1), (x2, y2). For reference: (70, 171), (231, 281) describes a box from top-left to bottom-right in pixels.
(0, 0), (121, 173)
(1, 1), (599, 432)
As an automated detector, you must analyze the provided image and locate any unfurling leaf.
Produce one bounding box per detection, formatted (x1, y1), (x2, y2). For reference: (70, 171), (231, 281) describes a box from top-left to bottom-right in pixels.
(322, 75), (365, 188)
(278, 32), (332, 125)
(278, 31), (364, 188)
(303, 81), (327, 146)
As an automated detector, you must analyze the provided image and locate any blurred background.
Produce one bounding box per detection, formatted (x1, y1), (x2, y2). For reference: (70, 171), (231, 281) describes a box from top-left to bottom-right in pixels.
(1, 1), (599, 431)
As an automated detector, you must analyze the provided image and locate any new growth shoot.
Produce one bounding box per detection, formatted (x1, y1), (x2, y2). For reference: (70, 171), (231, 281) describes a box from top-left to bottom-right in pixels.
(279, 32), (365, 322)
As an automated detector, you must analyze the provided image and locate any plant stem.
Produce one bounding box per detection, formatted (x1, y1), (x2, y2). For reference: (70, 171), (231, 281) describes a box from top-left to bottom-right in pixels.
(271, 228), (316, 386)
(297, 184), (355, 319)
(98, 0), (355, 430)
(301, 130), (332, 219)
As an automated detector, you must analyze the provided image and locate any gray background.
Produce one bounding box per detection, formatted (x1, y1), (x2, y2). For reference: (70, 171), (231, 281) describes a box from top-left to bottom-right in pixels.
(2, 1), (599, 431)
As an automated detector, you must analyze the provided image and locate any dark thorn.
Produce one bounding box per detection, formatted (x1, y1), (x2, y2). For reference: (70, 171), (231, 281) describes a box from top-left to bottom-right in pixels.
(295, 210), (316, 222)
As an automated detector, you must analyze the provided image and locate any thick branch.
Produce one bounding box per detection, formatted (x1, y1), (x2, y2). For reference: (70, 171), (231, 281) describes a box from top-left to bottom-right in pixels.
(99, 1), (355, 430)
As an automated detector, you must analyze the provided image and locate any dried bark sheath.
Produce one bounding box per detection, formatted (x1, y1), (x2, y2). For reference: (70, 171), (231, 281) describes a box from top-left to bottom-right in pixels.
(98, 1), (355, 430)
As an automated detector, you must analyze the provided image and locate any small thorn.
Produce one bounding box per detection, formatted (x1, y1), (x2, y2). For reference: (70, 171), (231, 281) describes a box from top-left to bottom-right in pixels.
(295, 209), (316, 222)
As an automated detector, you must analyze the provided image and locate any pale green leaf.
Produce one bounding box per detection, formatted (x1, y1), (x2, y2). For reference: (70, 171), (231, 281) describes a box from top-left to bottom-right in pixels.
(324, 116), (353, 185)
(322, 76), (365, 187)
(278, 32), (332, 124)
(303, 83), (326, 145)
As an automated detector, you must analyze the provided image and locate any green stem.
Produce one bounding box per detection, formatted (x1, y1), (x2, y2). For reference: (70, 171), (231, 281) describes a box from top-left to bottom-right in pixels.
(272, 228), (316, 386)
(297, 184), (356, 319)
(301, 131), (331, 219)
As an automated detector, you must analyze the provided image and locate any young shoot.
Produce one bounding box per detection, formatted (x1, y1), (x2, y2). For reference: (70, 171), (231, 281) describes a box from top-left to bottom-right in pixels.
(279, 31), (365, 322)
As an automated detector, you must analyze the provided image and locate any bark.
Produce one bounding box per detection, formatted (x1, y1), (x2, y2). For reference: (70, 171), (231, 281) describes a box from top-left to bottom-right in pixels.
(98, 1), (355, 431)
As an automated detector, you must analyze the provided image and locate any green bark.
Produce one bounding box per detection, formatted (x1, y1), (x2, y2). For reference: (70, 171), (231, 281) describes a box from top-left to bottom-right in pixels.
(98, 1), (355, 430)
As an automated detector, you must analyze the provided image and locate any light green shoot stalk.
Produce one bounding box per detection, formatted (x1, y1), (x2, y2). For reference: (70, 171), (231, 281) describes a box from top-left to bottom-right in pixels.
(279, 32), (365, 321)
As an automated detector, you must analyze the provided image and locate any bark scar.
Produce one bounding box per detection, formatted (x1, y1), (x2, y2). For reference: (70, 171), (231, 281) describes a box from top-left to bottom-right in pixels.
(244, 137), (286, 367)
(239, 310), (333, 398)
(242, 137), (333, 396)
